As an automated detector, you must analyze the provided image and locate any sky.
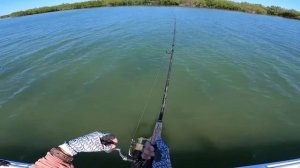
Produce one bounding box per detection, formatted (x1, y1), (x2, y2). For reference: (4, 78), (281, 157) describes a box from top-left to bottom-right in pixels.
(0, 0), (300, 16)
(0, 0), (89, 16)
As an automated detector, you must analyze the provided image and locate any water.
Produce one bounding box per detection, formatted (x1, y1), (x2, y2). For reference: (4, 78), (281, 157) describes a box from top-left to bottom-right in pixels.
(0, 6), (300, 167)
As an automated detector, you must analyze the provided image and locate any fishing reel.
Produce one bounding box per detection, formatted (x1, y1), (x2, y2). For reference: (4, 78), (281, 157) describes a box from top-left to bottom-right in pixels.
(111, 137), (152, 168)
(127, 122), (162, 167)
(128, 137), (153, 168)
(129, 137), (148, 159)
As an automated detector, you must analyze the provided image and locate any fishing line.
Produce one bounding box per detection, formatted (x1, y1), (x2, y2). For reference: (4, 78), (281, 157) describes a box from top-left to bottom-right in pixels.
(127, 17), (177, 167)
(130, 57), (164, 140)
(113, 17), (177, 164)
(131, 17), (177, 140)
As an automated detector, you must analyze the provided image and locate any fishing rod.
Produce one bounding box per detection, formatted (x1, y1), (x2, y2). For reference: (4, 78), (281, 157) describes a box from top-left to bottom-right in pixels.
(128, 18), (177, 168)
(112, 19), (177, 167)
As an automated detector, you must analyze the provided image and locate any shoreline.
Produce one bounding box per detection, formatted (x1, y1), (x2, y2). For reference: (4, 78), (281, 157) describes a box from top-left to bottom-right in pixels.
(1, 0), (300, 20)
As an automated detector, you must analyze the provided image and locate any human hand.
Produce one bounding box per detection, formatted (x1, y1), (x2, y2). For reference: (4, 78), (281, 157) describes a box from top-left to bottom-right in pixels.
(141, 141), (155, 160)
(141, 138), (172, 168)
(59, 131), (118, 156)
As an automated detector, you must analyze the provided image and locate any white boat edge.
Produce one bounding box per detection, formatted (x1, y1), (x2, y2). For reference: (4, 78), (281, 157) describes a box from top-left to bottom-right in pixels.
(1, 157), (300, 168)
(240, 158), (300, 168)
(0, 159), (32, 168)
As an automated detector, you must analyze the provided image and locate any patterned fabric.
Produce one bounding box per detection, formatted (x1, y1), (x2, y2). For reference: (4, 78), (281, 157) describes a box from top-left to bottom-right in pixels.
(63, 132), (115, 156)
(152, 138), (172, 168)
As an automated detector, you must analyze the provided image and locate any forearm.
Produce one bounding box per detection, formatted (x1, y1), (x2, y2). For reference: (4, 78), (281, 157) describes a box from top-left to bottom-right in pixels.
(30, 131), (117, 168)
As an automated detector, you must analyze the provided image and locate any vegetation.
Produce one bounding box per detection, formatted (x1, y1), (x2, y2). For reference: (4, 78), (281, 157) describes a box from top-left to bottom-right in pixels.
(1, 0), (300, 20)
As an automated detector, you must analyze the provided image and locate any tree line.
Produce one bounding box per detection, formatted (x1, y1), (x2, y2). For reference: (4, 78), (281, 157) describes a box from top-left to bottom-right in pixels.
(1, 0), (299, 20)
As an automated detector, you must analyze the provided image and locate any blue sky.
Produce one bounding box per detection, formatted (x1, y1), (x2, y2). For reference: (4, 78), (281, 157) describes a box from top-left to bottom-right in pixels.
(1, 0), (300, 16)
(0, 0), (88, 16)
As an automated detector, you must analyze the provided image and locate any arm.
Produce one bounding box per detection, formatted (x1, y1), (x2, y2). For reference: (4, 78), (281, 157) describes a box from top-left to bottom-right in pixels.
(30, 131), (117, 168)
(30, 149), (74, 168)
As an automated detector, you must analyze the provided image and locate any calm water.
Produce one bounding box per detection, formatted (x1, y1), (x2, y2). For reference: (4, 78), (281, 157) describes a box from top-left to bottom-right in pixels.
(0, 7), (300, 167)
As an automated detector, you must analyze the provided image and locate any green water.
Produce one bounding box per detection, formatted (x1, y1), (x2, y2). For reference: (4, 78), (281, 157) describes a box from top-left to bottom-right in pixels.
(0, 7), (300, 167)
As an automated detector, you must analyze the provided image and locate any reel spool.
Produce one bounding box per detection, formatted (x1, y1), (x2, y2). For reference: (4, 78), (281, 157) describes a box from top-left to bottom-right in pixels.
(129, 137), (148, 158)
(129, 137), (152, 168)
(111, 137), (152, 166)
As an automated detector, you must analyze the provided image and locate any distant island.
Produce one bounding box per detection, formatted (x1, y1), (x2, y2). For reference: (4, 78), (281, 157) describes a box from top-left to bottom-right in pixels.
(1, 0), (300, 20)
